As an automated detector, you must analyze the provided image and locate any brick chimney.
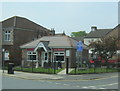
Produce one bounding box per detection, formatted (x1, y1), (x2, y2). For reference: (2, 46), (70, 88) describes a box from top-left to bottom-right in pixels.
(51, 28), (55, 36)
(91, 26), (97, 31)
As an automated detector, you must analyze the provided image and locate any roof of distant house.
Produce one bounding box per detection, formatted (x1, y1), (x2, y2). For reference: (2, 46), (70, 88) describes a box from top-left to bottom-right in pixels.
(71, 36), (85, 41)
(85, 29), (113, 38)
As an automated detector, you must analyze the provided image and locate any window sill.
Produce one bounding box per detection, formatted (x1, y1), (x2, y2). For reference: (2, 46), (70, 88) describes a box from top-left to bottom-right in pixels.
(27, 60), (38, 62)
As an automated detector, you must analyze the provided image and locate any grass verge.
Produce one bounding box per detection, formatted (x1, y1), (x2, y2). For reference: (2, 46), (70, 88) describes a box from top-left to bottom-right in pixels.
(14, 67), (64, 74)
(69, 68), (118, 75)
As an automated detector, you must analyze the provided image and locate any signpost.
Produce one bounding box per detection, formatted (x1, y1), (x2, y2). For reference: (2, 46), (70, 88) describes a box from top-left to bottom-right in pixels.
(66, 50), (70, 74)
(76, 41), (83, 68)
(77, 41), (83, 52)
(66, 50), (70, 57)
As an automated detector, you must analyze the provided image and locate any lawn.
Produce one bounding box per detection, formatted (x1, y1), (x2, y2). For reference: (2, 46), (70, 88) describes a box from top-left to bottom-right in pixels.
(14, 67), (64, 74)
(70, 68), (118, 75)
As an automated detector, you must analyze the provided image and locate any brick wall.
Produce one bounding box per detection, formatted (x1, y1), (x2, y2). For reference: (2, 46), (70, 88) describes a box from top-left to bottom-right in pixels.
(2, 16), (54, 66)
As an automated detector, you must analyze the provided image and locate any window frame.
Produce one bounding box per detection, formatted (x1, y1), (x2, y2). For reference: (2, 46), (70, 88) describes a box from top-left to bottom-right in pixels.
(4, 30), (11, 41)
(44, 52), (48, 61)
(27, 51), (38, 62)
(54, 52), (64, 56)
(54, 52), (65, 63)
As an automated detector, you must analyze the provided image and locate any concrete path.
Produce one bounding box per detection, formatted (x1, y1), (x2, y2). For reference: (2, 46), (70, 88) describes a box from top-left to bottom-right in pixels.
(57, 68), (74, 75)
(0, 70), (63, 80)
(0, 70), (118, 81)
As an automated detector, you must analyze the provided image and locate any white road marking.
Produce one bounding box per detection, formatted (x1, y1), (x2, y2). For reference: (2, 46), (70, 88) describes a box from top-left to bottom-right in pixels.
(81, 83), (118, 89)
(82, 87), (88, 88)
(89, 86), (96, 88)
(63, 84), (69, 86)
(55, 83), (61, 84)
(99, 88), (106, 89)
(97, 83), (118, 87)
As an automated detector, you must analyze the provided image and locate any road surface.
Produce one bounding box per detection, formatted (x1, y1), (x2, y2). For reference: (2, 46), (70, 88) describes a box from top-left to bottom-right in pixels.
(2, 74), (118, 89)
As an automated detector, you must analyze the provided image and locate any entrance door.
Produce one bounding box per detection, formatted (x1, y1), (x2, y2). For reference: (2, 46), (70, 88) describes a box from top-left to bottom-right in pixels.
(41, 52), (48, 67)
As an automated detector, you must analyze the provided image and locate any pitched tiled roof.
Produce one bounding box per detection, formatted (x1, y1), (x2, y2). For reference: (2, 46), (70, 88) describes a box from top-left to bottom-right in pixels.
(1, 16), (51, 32)
(20, 35), (88, 49)
(71, 36), (85, 41)
(85, 29), (112, 38)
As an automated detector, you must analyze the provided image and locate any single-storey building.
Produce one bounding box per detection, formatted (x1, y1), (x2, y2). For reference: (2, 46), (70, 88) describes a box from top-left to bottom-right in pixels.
(20, 35), (88, 68)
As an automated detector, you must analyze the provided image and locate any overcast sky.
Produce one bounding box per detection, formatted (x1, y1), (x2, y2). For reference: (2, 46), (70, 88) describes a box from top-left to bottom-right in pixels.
(1, 2), (118, 36)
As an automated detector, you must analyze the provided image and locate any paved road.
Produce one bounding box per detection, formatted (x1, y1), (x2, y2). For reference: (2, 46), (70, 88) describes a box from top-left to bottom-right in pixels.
(2, 74), (118, 89)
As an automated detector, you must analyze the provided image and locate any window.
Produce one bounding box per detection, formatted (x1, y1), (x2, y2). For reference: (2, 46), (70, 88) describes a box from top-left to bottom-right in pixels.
(56, 56), (64, 62)
(44, 52), (48, 60)
(4, 50), (9, 60)
(27, 51), (37, 61)
(54, 52), (65, 62)
(5, 31), (11, 41)
(54, 52), (64, 55)
(54, 53), (58, 55)
(60, 53), (64, 55)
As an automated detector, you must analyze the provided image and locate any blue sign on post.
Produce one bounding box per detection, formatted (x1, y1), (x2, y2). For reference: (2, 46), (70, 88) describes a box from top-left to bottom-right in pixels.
(76, 41), (83, 52)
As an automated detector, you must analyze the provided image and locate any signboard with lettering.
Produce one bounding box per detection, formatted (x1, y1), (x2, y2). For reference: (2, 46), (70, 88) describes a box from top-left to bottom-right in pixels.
(76, 41), (83, 52)
(66, 50), (70, 57)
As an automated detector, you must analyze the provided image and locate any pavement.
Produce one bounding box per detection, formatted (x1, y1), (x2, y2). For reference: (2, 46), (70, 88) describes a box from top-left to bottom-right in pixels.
(0, 70), (119, 81)
(57, 68), (74, 75)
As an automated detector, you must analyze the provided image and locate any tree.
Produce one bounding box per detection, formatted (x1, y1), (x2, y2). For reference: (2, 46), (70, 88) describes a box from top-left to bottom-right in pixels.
(71, 31), (87, 37)
(89, 37), (118, 68)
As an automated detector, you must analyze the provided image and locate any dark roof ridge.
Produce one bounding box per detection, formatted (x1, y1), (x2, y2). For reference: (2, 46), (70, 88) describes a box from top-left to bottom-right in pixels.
(1, 16), (15, 23)
(65, 36), (73, 47)
(70, 36), (79, 41)
(105, 24), (120, 37)
(112, 24), (120, 30)
(40, 40), (49, 42)
(97, 28), (112, 30)
(85, 28), (113, 38)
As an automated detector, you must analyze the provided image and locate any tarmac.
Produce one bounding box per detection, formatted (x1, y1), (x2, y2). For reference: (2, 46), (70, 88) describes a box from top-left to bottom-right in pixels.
(0, 70), (118, 81)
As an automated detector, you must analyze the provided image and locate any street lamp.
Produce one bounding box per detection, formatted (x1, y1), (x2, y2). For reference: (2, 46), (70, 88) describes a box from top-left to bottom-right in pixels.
(2, 48), (5, 73)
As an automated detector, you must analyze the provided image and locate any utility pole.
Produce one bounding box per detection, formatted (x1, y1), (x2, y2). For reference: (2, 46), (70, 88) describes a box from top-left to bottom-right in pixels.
(66, 58), (69, 74)
(2, 48), (5, 73)
(54, 56), (56, 74)
(76, 41), (83, 69)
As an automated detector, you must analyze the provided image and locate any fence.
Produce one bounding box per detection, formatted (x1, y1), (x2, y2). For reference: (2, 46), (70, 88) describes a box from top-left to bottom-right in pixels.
(70, 65), (119, 75)
(14, 62), (63, 74)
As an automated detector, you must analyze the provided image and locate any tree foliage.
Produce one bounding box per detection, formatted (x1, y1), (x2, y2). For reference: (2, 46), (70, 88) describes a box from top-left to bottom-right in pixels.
(89, 37), (118, 68)
(71, 31), (87, 37)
